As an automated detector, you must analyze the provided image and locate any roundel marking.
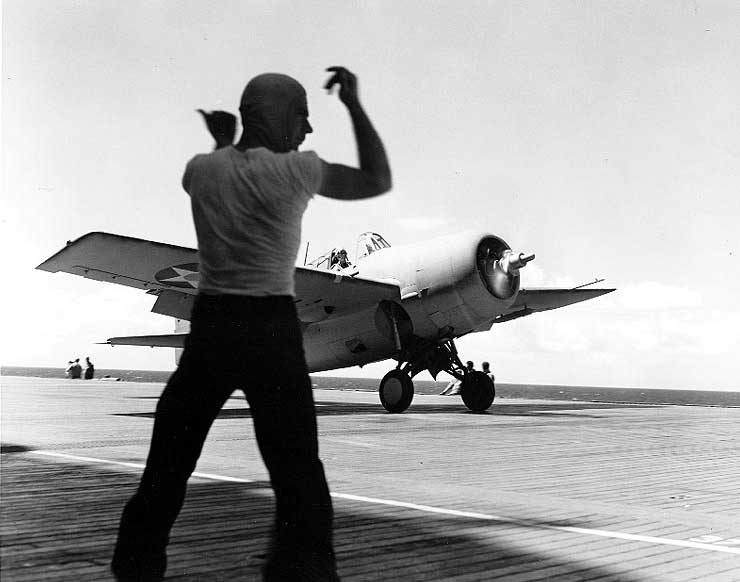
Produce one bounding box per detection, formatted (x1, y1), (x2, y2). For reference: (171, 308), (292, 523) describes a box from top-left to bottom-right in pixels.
(154, 263), (200, 289)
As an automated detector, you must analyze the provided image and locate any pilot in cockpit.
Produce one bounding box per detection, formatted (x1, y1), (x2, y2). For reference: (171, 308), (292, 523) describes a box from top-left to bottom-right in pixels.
(330, 248), (352, 270)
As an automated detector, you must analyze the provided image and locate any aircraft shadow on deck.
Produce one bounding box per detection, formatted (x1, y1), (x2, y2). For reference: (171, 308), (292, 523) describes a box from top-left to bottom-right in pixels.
(2, 452), (645, 582)
(117, 400), (658, 420)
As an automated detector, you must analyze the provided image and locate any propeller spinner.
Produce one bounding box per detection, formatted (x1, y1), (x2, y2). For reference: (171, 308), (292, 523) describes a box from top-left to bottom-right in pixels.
(476, 238), (534, 300)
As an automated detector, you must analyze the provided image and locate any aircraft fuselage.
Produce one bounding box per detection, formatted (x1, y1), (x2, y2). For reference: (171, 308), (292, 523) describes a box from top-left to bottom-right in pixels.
(302, 231), (521, 372)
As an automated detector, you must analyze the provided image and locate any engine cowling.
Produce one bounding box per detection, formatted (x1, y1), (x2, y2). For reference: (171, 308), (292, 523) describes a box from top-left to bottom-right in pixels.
(476, 237), (535, 300)
(349, 231), (535, 342)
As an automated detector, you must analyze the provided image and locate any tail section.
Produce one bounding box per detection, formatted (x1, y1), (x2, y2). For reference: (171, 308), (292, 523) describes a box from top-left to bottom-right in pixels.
(174, 318), (190, 365)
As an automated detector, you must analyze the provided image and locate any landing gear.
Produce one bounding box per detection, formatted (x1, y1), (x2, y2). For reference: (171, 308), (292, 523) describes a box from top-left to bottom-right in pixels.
(379, 369), (414, 413)
(377, 332), (496, 413)
(460, 371), (495, 412)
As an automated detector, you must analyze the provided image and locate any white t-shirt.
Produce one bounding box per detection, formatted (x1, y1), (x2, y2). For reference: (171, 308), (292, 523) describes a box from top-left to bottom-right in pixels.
(182, 146), (323, 296)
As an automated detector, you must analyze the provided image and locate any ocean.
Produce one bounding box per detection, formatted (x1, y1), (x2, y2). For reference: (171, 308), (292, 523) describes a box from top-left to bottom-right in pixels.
(2, 366), (738, 407)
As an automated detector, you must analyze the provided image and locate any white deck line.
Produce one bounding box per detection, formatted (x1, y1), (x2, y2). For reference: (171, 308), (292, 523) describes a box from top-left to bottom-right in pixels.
(31, 450), (740, 556)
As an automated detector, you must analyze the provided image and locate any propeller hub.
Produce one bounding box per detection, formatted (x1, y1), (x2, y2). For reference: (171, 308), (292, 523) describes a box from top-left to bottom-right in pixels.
(476, 239), (534, 300)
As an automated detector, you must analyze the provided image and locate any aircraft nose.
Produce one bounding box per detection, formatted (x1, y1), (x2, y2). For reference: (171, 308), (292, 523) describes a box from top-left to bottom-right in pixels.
(476, 240), (534, 301)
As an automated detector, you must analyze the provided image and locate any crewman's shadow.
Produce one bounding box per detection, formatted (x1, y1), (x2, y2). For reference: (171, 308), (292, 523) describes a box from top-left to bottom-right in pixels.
(2, 451), (644, 581)
(121, 398), (653, 420)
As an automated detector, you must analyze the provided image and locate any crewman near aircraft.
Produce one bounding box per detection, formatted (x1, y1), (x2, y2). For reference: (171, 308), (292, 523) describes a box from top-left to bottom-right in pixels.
(84, 357), (95, 380)
(482, 361), (494, 383)
(111, 66), (391, 582)
(440, 360), (475, 395)
(66, 358), (82, 379)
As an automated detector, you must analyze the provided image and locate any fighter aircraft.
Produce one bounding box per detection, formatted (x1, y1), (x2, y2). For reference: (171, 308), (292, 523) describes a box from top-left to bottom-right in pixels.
(37, 230), (614, 413)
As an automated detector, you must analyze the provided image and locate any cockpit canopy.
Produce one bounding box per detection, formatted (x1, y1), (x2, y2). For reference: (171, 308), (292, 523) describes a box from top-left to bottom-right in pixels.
(307, 232), (391, 271)
(354, 232), (391, 261)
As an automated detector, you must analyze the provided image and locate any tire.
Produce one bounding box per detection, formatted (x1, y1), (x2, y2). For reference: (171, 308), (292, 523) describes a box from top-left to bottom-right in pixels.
(379, 369), (414, 413)
(460, 371), (495, 412)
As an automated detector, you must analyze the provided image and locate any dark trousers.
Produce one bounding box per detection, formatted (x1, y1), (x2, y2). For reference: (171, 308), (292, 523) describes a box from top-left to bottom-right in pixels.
(112, 294), (338, 581)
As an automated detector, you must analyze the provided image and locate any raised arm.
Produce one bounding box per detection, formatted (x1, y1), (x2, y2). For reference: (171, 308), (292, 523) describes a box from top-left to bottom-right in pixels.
(197, 109), (237, 150)
(319, 67), (392, 200)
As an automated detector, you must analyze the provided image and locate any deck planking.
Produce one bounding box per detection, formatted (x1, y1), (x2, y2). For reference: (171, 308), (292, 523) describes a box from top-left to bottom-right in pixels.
(2, 376), (739, 581)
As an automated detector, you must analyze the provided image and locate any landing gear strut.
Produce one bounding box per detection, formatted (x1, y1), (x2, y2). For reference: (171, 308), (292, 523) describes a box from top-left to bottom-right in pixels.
(377, 335), (496, 413)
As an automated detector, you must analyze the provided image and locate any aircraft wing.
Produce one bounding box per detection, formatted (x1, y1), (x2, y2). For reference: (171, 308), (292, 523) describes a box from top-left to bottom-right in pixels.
(509, 287), (615, 312)
(37, 232), (401, 323)
(469, 286), (615, 332)
(293, 265), (401, 322)
(106, 334), (187, 348)
(36, 232), (200, 294)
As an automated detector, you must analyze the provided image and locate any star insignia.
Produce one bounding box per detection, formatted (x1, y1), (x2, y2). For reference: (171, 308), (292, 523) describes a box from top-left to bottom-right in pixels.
(154, 263), (200, 289)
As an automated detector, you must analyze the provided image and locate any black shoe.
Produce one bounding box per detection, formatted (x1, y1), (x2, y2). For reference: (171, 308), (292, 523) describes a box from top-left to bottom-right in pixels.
(111, 546), (166, 581)
(262, 551), (341, 582)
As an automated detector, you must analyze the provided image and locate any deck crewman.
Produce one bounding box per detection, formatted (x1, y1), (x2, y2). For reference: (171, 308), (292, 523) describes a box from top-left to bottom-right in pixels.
(111, 67), (391, 582)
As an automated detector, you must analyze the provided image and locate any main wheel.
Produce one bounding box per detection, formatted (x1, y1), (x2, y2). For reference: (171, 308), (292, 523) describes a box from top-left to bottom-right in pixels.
(379, 369), (414, 413)
(460, 371), (495, 412)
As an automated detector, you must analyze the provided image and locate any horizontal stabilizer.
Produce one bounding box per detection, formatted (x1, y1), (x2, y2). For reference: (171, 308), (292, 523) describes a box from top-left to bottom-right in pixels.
(105, 334), (187, 348)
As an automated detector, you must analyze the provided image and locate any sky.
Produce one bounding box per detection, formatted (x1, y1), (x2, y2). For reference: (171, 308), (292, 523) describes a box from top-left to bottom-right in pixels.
(2, 1), (739, 390)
